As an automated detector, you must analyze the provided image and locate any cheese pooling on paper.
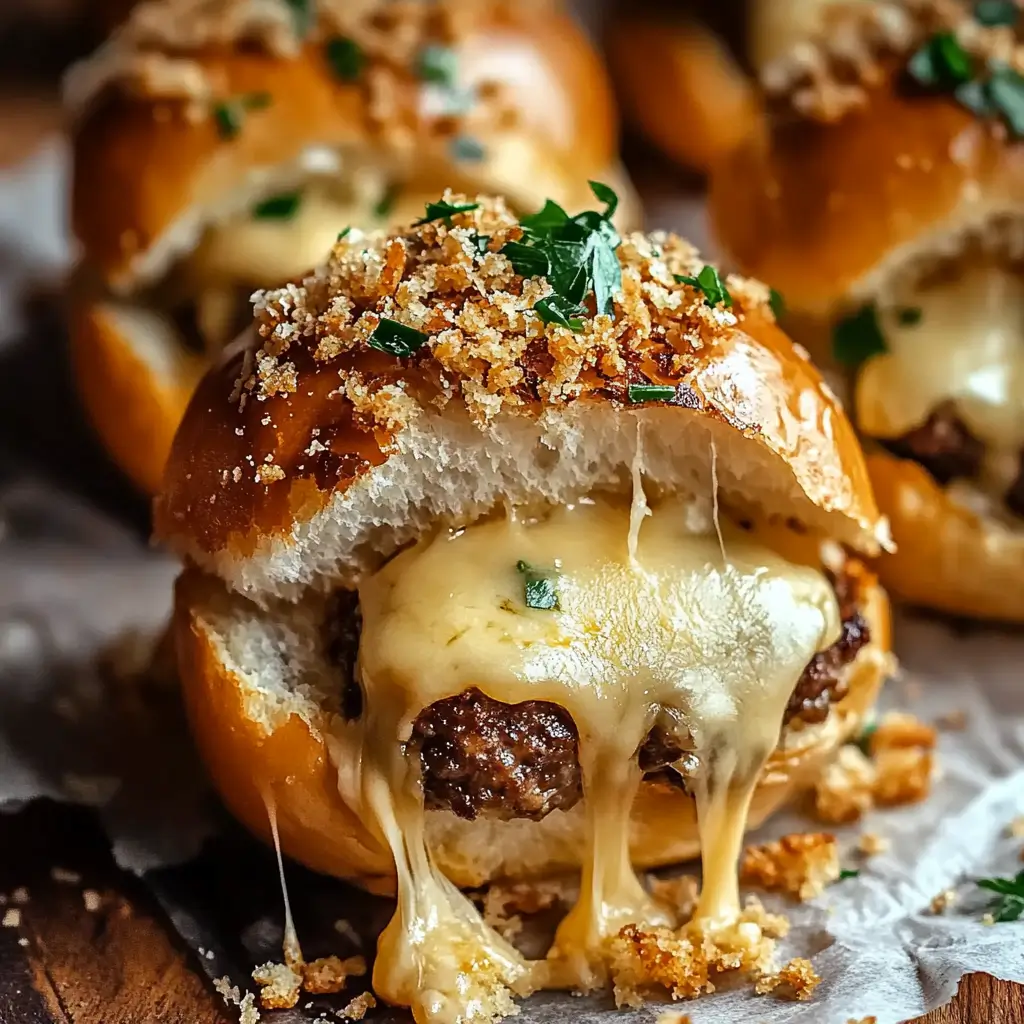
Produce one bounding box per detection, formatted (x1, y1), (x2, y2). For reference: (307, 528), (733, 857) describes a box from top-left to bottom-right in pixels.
(339, 496), (840, 1023)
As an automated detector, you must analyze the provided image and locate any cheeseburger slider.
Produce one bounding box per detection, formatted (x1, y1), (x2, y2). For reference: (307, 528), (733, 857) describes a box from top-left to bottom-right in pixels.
(156, 189), (891, 1021)
(712, 0), (1024, 622)
(65, 0), (633, 495)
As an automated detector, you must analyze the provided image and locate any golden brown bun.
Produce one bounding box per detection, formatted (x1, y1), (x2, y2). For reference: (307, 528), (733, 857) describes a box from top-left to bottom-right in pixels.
(173, 565), (891, 891)
(152, 202), (887, 602)
(710, 62), (1018, 318)
(606, 13), (758, 173)
(866, 451), (1024, 623)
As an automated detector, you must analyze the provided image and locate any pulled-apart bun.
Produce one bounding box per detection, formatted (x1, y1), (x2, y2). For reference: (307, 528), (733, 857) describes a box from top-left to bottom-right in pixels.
(67, 0), (635, 493)
(710, 1), (1024, 621)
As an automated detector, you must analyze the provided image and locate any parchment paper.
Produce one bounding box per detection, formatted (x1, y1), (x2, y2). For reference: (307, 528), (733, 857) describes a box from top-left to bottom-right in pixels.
(1, 141), (1022, 1024)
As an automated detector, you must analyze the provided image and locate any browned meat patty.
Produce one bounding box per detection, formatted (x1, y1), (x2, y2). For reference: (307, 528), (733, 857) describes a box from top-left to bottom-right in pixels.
(333, 568), (871, 822)
(882, 401), (984, 485)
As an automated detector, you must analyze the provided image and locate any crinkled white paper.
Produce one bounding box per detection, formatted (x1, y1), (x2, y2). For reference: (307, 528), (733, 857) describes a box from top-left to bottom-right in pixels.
(0, 140), (1022, 1024)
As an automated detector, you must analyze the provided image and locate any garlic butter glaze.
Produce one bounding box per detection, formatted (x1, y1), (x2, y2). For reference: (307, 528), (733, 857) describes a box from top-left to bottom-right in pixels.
(337, 494), (840, 1023)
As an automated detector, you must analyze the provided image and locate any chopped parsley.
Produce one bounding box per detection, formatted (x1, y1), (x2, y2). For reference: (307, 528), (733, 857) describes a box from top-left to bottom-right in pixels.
(516, 560), (560, 611)
(374, 182), (401, 221)
(284, 0), (312, 37)
(907, 28), (1024, 138)
(769, 287), (786, 319)
(504, 182), (623, 331)
(417, 44), (458, 88)
(977, 870), (1024, 922)
(839, 869), (861, 881)
(450, 135), (485, 162)
(252, 191), (302, 220)
(470, 232), (491, 255)
(325, 36), (365, 81)
(898, 306), (923, 326)
(855, 721), (879, 754)
(213, 92), (271, 139)
(628, 384), (676, 404)
(368, 318), (429, 357)
(832, 303), (887, 367)
(414, 199), (480, 226)
(337, 226), (352, 242)
(674, 265), (732, 308)
(974, 0), (1019, 26)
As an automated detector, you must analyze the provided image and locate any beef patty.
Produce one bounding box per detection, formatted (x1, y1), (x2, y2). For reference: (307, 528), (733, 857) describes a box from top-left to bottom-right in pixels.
(329, 566), (871, 823)
(882, 401), (985, 486)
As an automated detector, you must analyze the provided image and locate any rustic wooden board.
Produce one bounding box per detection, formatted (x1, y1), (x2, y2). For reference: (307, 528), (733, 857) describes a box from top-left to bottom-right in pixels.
(0, 800), (1020, 1024)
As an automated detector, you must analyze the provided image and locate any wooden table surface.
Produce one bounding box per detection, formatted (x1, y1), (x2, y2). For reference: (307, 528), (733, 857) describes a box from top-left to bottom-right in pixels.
(0, 800), (1019, 1024)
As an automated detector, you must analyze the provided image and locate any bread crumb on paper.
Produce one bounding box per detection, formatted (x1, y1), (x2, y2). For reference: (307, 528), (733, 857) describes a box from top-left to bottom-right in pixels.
(930, 889), (957, 915)
(655, 1011), (692, 1024)
(857, 832), (890, 857)
(740, 833), (839, 901)
(754, 957), (821, 1001)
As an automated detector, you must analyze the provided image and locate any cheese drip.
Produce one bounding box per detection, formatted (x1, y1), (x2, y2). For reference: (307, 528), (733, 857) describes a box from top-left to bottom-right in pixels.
(856, 267), (1024, 487)
(344, 497), (840, 1022)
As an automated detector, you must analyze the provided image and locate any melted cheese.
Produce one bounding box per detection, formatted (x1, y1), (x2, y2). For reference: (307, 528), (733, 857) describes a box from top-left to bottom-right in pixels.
(856, 267), (1024, 460)
(336, 495), (840, 1023)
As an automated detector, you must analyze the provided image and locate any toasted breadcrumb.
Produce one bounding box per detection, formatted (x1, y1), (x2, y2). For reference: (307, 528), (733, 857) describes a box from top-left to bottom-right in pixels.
(337, 992), (377, 1020)
(302, 955), (367, 994)
(252, 961), (302, 1010)
(869, 712), (938, 755)
(2, 909), (21, 928)
(740, 833), (840, 901)
(857, 833), (890, 857)
(606, 899), (789, 1008)
(214, 976), (242, 1005)
(815, 745), (877, 824)
(478, 877), (570, 940)
(655, 1012), (692, 1024)
(930, 889), (957, 914)
(1007, 816), (1024, 838)
(755, 957), (821, 1001)
(848, 1017), (878, 1023)
(82, 889), (103, 912)
(647, 874), (700, 923)
(873, 747), (934, 806)
(239, 992), (261, 1024)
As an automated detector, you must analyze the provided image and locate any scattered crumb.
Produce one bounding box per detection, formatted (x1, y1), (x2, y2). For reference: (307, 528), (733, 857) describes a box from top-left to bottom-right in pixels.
(333, 919), (362, 947)
(869, 712), (937, 755)
(655, 1012), (692, 1024)
(754, 957), (821, 1001)
(873, 747), (934, 806)
(238, 991), (261, 1024)
(848, 1018), (877, 1024)
(814, 745), (876, 824)
(252, 961), (302, 1010)
(935, 709), (968, 731)
(2, 908), (21, 928)
(647, 874), (699, 923)
(930, 889), (957, 915)
(11, 888), (29, 906)
(337, 992), (376, 1020)
(17, 937), (28, 947)
(82, 890), (102, 912)
(302, 955), (366, 995)
(857, 833), (890, 857)
(981, 913), (996, 926)
(478, 877), (572, 940)
(1007, 816), (1024, 838)
(50, 867), (82, 885)
(214, 976), (242, 1005)
(740, 833), (839, 901)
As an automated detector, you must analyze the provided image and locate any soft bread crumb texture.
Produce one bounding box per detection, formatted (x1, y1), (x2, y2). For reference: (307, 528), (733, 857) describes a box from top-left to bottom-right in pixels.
(303, 954), (367, 994)
(761, 0), (1022, 123)
(754, 957), (822, 1001)
(740, 833), (840, 901)
(477, 877), (572, 940)
(157, 192), (885, 601)
(814, 711), (937, 823)
(605, 899), (789, 1007)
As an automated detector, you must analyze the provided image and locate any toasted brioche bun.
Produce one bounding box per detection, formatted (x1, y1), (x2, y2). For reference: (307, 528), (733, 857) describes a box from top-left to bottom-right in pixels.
(155, 198), (890, 889)
(173, 564), (890, 891)
(68, 0), (635, 493)
(605, 12), (758, 174)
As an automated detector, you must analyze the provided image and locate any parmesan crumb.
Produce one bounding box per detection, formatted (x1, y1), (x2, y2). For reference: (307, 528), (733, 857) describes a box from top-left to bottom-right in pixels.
(754, 957), (822, 1001)
(82, 889), (102, 912)
(252, 961), (302, 1010)
(239, 991), (261, 1024)
(302, 955), (366, 994)
(740, 833), (840, 901)
(2, 909), (21, 928)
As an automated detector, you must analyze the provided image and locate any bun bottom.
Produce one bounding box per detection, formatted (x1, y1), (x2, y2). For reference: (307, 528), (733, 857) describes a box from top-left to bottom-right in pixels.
(867, 450), (1024, 623)
(70, 300), (203, 495)
(173, 568), (890, 894)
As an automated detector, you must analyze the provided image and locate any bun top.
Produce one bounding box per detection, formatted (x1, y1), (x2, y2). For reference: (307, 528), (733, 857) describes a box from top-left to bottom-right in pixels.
(154, 189), (887, 603)
(68, 0), (621, 290)
(711, 0), (1024, 317)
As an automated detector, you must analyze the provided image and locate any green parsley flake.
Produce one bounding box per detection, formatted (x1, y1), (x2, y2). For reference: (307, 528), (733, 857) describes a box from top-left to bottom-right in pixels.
(337, 226), (352, 242)
(284, 0), (312, 37)
(374, 182), (401, 221)
(368, 318), (429, 357)
(502, 241), (550, 278)
(516, 560), (559, 611)
(325, 37), (365, 81)
(974, 0), (1019, 26)
(769, 287), (786, 319)
(977, 870), (1024, 922)
(838, 869), (861, 881)
(252, 192), (302, 220)
(628, 384), (676, 404)
(908, 32), (973, 88)
(213, 92), (271, 140)
(897, 307), (923, 326)
(855, 721), (879, 755)
(534, 295), (586, 331)
(833, 304), (887, 367)
(414, 199), (480, 226)
(417, 44), (458, 87)
(450, 135), (485, 162)
(675, 265), (732, 308)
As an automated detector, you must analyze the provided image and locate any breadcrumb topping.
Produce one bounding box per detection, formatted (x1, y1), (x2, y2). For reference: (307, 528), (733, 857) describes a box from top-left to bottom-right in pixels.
(477, 877), (572, 940)
(252, 954), (366, 1008)
(814, 712), (937, 823)
(754, 957), (822, 1001)
(762, 0), (1024, 123)
(338, 992), (377, 1020)
(238, 192), (774, 439)
(740, 833), (840, 901)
